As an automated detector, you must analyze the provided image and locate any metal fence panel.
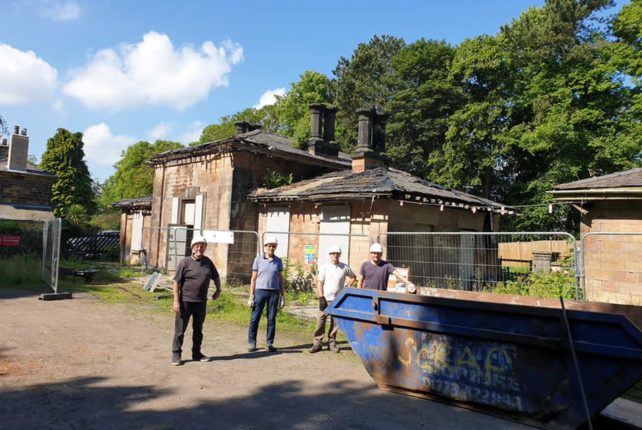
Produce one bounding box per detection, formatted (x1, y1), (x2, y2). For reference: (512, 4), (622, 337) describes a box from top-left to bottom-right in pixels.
(581, 232), (642, 306)
(42, 218), (61, 293)
(377, 232), (580, 300)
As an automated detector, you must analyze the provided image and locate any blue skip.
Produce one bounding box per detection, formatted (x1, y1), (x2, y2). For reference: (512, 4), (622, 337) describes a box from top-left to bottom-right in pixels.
(326, 288), (642, 429)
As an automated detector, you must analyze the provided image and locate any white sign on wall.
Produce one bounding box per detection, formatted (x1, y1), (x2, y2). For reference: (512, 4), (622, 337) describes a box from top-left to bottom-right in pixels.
(203, 230), (234, 244)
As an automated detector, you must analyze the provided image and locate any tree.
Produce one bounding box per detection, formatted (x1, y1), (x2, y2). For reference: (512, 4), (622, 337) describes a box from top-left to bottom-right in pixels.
(273, 71), (334, 148)
(40, 128), (96, 218)
(99, 139), (183, 209)
(333, 35), (406, 149)
(385, 39), (461, 178)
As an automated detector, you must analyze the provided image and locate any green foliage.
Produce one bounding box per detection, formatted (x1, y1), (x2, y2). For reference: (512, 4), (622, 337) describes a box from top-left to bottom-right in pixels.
(0, 254), (43, 287)
(40, 128), (96, 218)
(99, 140), (182, 209)
(333, 35), (406, 149)
(88, 213), (121, 231)
(485, 270), (579, 300)
(272, 71), (334, 148)
(261, 169), (293, 189)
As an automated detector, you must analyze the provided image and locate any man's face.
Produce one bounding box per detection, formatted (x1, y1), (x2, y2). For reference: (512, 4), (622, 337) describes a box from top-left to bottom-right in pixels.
(370, 252), (382, 263)
(329, 252), (341, 264)
(192, 243), (207, 259)
(265, 243), (277, 256)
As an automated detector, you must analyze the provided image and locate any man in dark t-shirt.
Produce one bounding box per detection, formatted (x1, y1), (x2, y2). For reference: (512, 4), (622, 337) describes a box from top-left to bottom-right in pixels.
(171, 235), (221, 366)
(359, 243), (412, 291)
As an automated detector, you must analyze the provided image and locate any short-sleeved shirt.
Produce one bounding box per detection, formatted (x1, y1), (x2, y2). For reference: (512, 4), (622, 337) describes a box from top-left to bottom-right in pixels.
(318, 262), (356, 301)
(360, 260), (395, 291)
(174, 255), (220, 302)
(252, 254), (283, 290)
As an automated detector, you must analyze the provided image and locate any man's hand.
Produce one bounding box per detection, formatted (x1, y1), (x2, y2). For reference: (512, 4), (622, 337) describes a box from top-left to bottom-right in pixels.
(279, 295), (286, 309)
(212, 289), (221, 301)
(173, 300), (180, 313)
(247, 294), (255, 308)
(319, 296), (328, 311)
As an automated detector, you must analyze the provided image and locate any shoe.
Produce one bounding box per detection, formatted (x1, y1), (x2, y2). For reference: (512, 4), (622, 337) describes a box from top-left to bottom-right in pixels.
(192, 352), (209, 362)
(309, 344), (323, 353)
(248, 343), (257, 352)
(329, 344), (340, 353)
(171, 353), (182, 366)
(267, 345), (277, 352)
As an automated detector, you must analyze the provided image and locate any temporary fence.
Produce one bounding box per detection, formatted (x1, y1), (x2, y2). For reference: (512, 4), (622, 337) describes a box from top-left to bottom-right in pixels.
(262, 231), (371, 292)
(376, 232), (580, 299)
(0, 218), (60, 293)
(580, 232), (642, 306)
(142, 226), (260, 284)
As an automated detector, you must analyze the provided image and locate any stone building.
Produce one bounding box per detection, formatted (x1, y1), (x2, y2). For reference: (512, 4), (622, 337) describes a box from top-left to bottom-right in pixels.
(0, 126), (55, 221)
(112, 196), (152, 265)
(551, 169), (642, 305)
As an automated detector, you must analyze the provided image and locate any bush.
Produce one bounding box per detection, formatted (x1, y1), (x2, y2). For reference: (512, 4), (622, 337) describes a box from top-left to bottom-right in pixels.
(485, 271), (579, 300)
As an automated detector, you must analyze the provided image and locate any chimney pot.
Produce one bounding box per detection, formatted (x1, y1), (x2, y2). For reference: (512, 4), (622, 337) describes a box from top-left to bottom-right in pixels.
(13, 125), (19, 135)
(21, 128), (27, 136)
(356, 108), (374, 152)
(308, 103), (326, 155)
(234, 121), (250, 135)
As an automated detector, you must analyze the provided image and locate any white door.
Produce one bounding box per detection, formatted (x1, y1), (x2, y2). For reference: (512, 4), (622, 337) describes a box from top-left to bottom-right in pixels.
(319, 206), (351, 266)
(266, 208), (290, 258)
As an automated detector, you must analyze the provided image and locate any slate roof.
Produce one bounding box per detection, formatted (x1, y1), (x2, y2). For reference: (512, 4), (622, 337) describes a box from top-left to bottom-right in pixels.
(553, 168), (642, 190)
(0, 151), (55, 177)
(148, 129), (351, 169)
(550, 167), (642, 201)
(250, 167), (506, 211)
(112, 195), (152, 209)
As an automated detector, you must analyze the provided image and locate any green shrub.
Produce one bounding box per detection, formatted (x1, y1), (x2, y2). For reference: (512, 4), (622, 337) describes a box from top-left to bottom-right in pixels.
(486, 271), (579, 300)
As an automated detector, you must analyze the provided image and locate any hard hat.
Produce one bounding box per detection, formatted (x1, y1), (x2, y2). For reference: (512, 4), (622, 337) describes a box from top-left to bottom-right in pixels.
(328, 245), (342, 254)
(369, 243), (384, 253)
(264, 236), (279, 246)
(191, 235), (207, 247)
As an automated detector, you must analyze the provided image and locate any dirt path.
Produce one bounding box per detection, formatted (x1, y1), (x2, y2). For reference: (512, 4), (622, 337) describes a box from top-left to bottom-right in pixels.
(0, 290), (528, 429)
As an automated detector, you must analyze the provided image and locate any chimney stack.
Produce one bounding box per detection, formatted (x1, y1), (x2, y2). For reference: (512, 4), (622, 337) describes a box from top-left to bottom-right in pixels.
(308, 103), (339, 157)
(234, 121), (250, 135)
(351, 107), (388, 173)
(8, 125), (29, 171)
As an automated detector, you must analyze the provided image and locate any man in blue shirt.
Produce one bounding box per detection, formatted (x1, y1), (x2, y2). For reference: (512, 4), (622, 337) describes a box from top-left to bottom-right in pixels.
(247, 236), (285, 352)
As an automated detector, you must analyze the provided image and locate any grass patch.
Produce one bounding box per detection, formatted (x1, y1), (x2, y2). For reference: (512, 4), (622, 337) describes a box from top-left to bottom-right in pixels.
(0, 254), (44, 288)
(623, 381), (642, 403)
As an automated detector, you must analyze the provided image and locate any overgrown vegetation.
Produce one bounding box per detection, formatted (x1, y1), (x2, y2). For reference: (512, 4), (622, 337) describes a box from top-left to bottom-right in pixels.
(261, 169), (294, 189)
(484, 271), (579, 300)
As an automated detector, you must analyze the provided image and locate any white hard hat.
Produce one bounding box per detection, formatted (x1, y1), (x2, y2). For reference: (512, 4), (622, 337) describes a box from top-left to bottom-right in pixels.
(264, 236), (279, 246)
(369, 243), (384, 253)
(191, 235), (207, 247)
(328, 245), (342, 254)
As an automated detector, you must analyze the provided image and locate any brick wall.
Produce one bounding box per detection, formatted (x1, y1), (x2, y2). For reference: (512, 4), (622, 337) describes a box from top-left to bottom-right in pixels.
(0, 171), (53, 206)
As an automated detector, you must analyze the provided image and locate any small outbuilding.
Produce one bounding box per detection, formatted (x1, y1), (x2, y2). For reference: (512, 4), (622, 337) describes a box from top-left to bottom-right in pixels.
(112, 196), (152, 265)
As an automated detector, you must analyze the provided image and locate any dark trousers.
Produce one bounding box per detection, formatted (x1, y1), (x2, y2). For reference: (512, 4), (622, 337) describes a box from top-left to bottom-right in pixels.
(248, 289), (279, 346)
(172, 301), (207, 356)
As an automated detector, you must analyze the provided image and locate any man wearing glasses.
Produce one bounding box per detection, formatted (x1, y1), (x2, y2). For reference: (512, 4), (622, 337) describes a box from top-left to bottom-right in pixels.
(247, 236), (285, 352)
(359, 243), (413, 291)
(309, 245), (356, 353)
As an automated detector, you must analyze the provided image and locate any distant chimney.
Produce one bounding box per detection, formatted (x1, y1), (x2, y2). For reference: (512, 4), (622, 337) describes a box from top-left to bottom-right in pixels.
(351, 108), (387, 173)
(8, 125), (29, 171)
(234, 121), (251, 135)
(308, 103), (339, 157)
(0, 138), (7, 160)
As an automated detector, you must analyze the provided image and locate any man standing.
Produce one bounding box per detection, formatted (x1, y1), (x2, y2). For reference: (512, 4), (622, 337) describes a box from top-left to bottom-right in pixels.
(310, 245), (356, 354)
(171, 235), (221, 366)
(359, 243), (412, 291)
(247, 236), (285, 352)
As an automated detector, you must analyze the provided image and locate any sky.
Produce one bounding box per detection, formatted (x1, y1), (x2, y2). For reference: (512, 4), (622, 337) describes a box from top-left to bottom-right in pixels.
(0, 0), (584, 183)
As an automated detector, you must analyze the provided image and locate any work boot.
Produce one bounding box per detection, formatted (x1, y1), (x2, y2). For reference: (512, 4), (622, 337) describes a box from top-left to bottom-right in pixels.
(267, 344), (277, 352)
(309, 344), (323, 353)
(171, 353), (182, 366)
(329, 344), (340, 353)
(248, 343), (257, 352)
(192, 352), (209, 362)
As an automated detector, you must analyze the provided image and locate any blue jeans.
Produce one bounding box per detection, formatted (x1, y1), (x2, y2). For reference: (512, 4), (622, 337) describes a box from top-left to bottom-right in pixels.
(248, 289), (280, 346)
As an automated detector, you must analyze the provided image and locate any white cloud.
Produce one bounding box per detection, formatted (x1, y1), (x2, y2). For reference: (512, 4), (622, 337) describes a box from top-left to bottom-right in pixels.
(254, 88), (286, 108)
(40, 0), (81, 21)
(63, 32), (244, 110)
(148, 121), (174, 141)
(0, 44), (58, 106)
(82, 123), (136, 168)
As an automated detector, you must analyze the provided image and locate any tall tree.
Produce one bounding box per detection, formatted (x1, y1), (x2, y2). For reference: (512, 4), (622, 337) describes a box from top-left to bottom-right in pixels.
(385, 39), (461, 178)
(40, 128), (96, 218)
(273, 70), (334, 148)
(99, 139), (183, 209)
(333, 35), (406, 149)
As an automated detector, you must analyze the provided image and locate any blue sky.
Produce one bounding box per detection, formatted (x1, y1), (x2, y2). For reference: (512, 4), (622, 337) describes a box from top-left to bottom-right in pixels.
(2, 0), (602, 183)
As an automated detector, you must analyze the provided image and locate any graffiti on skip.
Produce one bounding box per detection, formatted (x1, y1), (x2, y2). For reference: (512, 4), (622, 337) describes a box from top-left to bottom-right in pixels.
(398, 334), (522, 411)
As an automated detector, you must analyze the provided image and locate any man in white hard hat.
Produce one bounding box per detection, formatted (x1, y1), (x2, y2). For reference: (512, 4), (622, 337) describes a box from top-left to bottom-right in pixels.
(247, 235), (285, 352)
(358, 242), (412, 291)
(309, 245), (356, 353)
(171, 235), (221, 366)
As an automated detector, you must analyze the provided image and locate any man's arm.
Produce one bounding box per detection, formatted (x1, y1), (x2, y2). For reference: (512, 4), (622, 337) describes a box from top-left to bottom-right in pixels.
(392, 270), (411, 285)
(248, 271), (257, 306)
(357, 275), (364, 289)
(172, 281), (181, 313)
(346, 275), (357, 288)
(212, 277), (222, 300)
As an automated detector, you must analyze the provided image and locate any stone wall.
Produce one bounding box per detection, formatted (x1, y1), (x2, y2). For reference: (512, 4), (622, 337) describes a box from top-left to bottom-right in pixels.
(0, 171), (53, 206)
